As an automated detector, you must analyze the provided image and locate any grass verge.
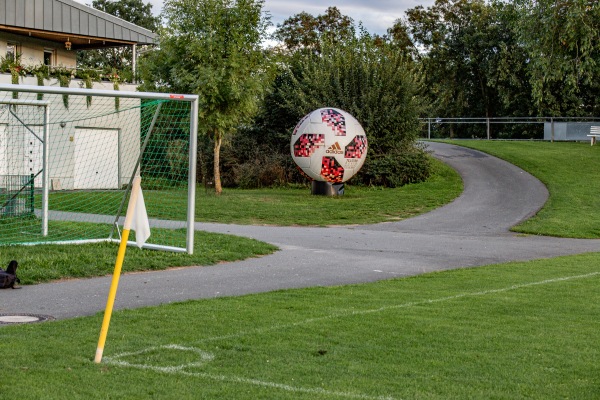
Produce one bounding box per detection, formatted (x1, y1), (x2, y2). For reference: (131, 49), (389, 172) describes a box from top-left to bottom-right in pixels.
(443, 140), (600, 238)
(36, 157), (462, 226)
(1, 254), (598, 399)
(0, 230), (277, 284)
(194, 157), (460, 225)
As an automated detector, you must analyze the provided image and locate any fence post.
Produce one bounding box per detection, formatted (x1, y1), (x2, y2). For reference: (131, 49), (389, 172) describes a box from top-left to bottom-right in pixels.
(486, 118), (490, 140)
(428, 118), (431, 139)
(550, 117), (554, 143)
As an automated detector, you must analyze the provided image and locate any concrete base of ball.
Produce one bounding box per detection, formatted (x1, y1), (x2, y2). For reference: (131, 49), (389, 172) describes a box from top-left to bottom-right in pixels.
(311, 181), (344, 196)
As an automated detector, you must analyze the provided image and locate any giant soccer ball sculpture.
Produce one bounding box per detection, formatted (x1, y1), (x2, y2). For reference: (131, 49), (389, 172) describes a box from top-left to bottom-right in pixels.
(290, 108), (368, 188)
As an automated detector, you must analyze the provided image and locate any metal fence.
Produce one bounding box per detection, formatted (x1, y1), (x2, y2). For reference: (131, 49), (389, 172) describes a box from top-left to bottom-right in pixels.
(420, 117), (600, 141)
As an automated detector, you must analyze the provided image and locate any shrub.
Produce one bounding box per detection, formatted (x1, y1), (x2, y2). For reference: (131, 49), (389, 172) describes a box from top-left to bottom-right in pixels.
(359, 145), (431, 187)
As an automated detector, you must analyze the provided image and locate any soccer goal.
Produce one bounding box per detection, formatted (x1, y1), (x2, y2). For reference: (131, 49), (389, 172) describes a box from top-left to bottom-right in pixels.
(0, 83), (198, 254)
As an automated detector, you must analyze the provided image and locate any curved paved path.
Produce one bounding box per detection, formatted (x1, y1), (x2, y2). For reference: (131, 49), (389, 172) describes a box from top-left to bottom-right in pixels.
(1, 142), (598, 320)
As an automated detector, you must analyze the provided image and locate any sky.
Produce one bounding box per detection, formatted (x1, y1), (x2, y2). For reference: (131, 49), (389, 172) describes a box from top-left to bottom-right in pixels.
(75, 0), (436, 36)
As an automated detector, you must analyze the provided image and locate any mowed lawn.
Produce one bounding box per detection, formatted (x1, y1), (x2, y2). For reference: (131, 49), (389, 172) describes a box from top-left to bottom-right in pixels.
(1, 254), (598, 399)
(1, 141), (600, 399)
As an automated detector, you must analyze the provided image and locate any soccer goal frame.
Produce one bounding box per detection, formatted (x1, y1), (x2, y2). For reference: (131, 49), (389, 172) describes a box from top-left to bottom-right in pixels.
(0, 84), (198, 254)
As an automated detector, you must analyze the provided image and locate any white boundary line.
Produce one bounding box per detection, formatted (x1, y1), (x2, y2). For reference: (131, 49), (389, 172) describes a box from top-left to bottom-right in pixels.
(195, 271), (600, 344)
(104, 271), (600, 399)
(104, 344), (214, 373)
(105, 345), (393, 400)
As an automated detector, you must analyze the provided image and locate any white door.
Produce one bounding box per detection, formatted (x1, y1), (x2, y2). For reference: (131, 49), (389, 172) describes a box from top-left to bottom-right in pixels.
(74, 129), (119, 189)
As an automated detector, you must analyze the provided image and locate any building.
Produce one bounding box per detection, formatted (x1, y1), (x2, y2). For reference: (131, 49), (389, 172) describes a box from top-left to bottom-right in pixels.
(0, 0), (157, 191)
(0, 0), (156, 74)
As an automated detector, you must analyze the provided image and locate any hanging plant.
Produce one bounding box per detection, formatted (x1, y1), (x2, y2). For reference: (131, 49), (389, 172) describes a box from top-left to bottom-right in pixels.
(77, 69), (100, 108)
(31, 64), (50, 101)
(4, 53), (26, 99)
(52, 67), (74, 109)
(108, 69), (121, 112)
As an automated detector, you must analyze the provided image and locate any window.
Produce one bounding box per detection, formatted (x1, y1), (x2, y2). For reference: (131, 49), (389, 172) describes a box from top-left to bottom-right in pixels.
(6, 42), (18, 62)
(44, 49), (55, 66)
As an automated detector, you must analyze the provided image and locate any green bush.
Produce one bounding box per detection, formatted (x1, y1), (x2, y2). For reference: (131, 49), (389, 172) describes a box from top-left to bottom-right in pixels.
(360, 145), (431, 187)
(228, 30), (430, 188)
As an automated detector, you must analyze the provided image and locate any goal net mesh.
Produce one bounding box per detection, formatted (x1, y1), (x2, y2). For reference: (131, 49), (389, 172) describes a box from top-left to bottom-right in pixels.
(0, 87), (194, 251)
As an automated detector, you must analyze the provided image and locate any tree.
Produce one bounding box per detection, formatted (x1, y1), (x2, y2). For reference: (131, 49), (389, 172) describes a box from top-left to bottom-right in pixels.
(404, 0), (534, 137)
(514, 0), (600, 116)
(273, 6), (354, 53)
(138, 0), (271, 194)
(271, 31), (429, 187)
(77, 0), (160, 75)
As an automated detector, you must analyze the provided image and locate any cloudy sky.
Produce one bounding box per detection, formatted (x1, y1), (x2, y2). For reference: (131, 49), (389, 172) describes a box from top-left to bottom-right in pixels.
(76, 0), (435, 36)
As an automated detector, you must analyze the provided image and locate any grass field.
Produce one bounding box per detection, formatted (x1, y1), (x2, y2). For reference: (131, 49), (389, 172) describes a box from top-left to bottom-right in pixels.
(1, 254), (598, 399)
(2, 141), (600, 399)
(37, 157), (461, 226)
(193, 158), (459, 225)
(0, 230), (276, 284)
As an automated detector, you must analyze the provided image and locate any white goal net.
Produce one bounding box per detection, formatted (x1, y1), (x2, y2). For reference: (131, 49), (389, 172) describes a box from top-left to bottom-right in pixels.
(0, 84), (198, 254)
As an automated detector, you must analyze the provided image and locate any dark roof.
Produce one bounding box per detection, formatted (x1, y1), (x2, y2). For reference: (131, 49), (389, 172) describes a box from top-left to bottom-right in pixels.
(0, 0), (157, 49)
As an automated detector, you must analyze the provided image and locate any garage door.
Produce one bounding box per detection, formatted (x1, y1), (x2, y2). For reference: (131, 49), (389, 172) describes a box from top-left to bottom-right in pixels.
(74, 129), (119, 189)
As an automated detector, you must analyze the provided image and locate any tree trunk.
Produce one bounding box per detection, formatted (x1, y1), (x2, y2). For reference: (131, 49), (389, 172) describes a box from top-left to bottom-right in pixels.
(213, 132), (223, 195)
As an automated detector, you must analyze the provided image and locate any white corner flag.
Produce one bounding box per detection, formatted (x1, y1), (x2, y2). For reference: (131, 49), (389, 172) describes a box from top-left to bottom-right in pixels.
(95, 176), (150, 363)
(130, 180), (150, 248)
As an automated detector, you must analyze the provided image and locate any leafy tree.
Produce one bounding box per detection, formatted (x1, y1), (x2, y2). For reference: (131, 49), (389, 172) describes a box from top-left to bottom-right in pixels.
(273, 6), (354, 53)
(77, 0), (160, 75)
(404, 0), (533, 137)
(272, 31), (429, 187)
(384, 18), (417, 57)
(514, 0), (600, 116)
(138, 0), (271, 194)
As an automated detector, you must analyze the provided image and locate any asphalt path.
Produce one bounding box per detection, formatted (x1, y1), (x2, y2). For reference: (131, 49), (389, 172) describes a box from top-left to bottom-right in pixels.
(1, 142), (599, 320)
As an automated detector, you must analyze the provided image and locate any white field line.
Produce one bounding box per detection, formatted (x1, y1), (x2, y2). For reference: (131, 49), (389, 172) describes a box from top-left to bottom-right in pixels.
(196, 271), (600, 344)
(105, 271), (599, 399)
(105, 346), (393, 400)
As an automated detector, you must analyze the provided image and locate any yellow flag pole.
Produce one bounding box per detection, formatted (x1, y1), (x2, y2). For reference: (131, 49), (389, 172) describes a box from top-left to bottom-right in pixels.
(94, 176), (142, 364)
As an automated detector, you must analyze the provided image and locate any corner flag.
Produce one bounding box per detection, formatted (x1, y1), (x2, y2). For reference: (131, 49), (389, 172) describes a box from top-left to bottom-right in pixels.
(95, 176), (149, 363)
(130, 184), (150, 248)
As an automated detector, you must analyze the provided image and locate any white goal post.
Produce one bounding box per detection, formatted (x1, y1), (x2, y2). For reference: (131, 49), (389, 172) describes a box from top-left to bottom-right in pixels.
(0, 84), (198, 254)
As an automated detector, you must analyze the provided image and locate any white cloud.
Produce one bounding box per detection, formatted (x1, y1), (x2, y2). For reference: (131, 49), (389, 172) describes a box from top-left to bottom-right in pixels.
(264, 0), (427, 35)
(73, 0), (436, 36)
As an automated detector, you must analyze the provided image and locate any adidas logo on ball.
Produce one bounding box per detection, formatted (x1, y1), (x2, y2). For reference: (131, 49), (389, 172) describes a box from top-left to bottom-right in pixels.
(326, 142), (343, 154)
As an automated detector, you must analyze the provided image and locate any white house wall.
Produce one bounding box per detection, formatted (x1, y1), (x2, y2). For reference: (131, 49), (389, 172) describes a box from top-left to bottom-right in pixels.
(0, 76), (140, 190)
(1, 31), (76, 68)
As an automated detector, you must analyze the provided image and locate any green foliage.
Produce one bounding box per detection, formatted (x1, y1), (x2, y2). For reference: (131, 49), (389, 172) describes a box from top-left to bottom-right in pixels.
(361, 144), (432, 187)
(273, 6), (355, 53)
(269, 31), (428, 186)
(139, 0), (272, 194)
(403, 0), (599, 123)
(221, 135), (292, 189)
(405, 0), (534, 137)
(76, 0), (160, 72)
(513, 0), (600, 116)
(52, 66), (74, 109)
